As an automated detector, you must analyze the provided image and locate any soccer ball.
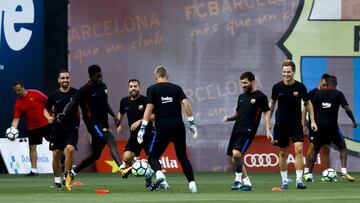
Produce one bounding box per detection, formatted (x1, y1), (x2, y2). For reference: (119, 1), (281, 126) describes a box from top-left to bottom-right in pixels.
(131, 160), (149, 176)
(322, 168), (337, 182)
(6, 127), (19, 141)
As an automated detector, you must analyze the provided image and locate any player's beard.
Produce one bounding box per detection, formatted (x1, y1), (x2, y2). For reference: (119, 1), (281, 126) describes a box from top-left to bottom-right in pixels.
(243, 85), (252, 93)
(61, 81), (69, 89)
(130, 90), (139, 99)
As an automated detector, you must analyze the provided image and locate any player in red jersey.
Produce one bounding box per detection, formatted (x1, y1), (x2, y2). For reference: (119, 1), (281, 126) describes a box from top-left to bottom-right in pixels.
(10, 81), (51, 176)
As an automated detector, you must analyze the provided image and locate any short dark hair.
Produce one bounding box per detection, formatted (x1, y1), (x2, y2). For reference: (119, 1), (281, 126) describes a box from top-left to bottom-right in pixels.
(155, 66), (168, 78)
(128, 79), (140, 86)
(321, 73), (330, 80)
(13, 80), (24, 88)
(88, 64), (101, 77)
(282, 59), (296, 72)
(240, 71), (255, 82)
(327, 75), (337, 87)
(58, 69), (69, 77)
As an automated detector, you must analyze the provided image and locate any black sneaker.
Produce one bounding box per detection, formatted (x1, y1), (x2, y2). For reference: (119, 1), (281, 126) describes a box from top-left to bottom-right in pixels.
(25, 171), (39, 176)
(150, 178), (164, 191)
(50, 183), (62, 188)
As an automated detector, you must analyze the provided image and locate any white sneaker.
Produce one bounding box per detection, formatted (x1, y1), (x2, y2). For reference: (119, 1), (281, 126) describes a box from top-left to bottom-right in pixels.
(159, 180), (170, 189)
(189, 181), (197, 193)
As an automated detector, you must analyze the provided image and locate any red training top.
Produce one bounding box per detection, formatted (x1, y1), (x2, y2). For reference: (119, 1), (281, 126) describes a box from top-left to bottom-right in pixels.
(13, 89), (48, 130)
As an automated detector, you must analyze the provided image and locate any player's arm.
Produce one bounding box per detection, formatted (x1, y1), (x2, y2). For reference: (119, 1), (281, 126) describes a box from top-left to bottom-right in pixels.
(304, 100), (317, 131)
(181, 98), (198, 139)
(137, 103), (154, 143)
(343, 105), (357, 128)
(268, 99), (276, 118)
(264, 110), (273, 143)
(301, 106), (308, 135)
(106, 102), (120, 127)
(116, 113), (125, 133)
(11, 118), (20, 129)
(44, 109), (55, 124)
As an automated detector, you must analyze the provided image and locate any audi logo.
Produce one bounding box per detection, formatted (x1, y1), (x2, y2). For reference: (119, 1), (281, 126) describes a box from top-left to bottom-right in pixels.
(244, 153), (279, 167)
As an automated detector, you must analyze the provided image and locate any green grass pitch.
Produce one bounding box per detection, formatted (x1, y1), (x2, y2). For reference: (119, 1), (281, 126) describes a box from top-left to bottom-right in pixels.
(0, 172), (359, 203)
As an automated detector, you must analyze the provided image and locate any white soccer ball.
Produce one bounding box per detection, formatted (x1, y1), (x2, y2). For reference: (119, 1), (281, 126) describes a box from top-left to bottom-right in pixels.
(6, 127), (19, 141)
(322, 168), (337, 182)
(131, 160), (149, 176)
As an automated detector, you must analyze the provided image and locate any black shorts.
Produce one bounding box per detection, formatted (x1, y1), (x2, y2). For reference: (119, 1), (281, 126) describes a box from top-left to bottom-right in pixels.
(27, 124), (51, 145)
(51, 126), (79, 151)
(273, 124), (304, 148)
(227, 130), (255, 156)
(85, 123), (108, 151)
(314, 126), (345, 147)
(148, 126), (187, 159)
(125, 129), (155, 156)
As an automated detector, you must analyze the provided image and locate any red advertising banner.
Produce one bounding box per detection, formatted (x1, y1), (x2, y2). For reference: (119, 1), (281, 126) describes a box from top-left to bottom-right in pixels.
(244, 135), (323, 172)
(95, 141), (184, 173)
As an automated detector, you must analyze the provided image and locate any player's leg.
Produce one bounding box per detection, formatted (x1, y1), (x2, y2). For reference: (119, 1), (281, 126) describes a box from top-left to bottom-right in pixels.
(305, 143), (321, 182)
(147, 130), (169, 191)
(51, 149), (62, 188)
(172, 127), (197, 193)
(273, 125), (290, 189)
(26, 129), (43, 176)
(99, 127), (123, 168)
(142, 130), (156, 188)
(334, 128), (355, 181)
(120, 132), (141, 179)
(64, 129), (78, 192)
(292, 125), (306, 189)
(321, 145), (331, 169)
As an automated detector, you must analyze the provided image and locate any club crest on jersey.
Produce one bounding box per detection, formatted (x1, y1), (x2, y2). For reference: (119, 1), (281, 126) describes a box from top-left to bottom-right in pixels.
(30, 97), (34, 102)
(293, 92), (298, 97)
(161, 96), (173, 104)
(138, 105), (144, 110)
(250, 99), (256, 104)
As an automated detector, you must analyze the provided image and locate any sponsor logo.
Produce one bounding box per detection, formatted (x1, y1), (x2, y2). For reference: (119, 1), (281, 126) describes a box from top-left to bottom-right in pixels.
(161, 96), (173, 104)
(244, 153), (279, 167)
(0, 0), (34, 51)
(159, 156), (179, 169)
(322, 102), (331, 108)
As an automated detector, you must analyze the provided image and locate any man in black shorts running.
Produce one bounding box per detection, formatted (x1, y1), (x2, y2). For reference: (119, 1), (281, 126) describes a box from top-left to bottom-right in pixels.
(137, 66), (198, 193)
(307, 75), (357, 182)
(223, 71), (273, 191)
(58, 65), (123, 190)
(116, 79), (168, 188)
(269, 59), (317, 189)
(44, 70), (79, 190)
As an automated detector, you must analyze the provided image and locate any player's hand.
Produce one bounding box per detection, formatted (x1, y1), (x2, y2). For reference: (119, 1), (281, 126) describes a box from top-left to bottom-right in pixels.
(137, 124), (146, 144)
(116, 125), (123, 134)
(311, 122), (317, 131)
(113, 116), (121, 127)
(266, 128), (274, 144)
(47, 116), (55, 123)
(56, 113), (65, 122)
(130, 120), (142, 131)
(189, 124), (198, 139)
(223, 116), (229, 123)
(353, 121), (358, 128)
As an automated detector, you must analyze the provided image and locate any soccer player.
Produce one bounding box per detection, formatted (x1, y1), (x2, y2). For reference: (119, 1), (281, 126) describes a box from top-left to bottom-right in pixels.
(137, 66), (198, 193)
(307, 75), (357, 181)
(44, 70), (80, 190)
(116, 79), (169, 188)
(58, 65), (123, 190)
(223, 71), (273, 191)
(302, 73), (331, 182)
(269, 59), (317, 189)
(10, 81), (51, 176)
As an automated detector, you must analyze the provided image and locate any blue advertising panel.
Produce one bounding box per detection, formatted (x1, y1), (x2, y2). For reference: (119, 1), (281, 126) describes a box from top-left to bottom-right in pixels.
(0, 0), (44, 137)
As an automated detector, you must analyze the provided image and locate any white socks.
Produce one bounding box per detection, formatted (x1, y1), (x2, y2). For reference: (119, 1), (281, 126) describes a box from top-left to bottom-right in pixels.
(235, 172), (242, 182)
(296, 170), (303, 181)
(280, 171), (288, 182)
(341, 168), (347, 174)
(156, 170), (166, 180)
(54, 177), (61, 184)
